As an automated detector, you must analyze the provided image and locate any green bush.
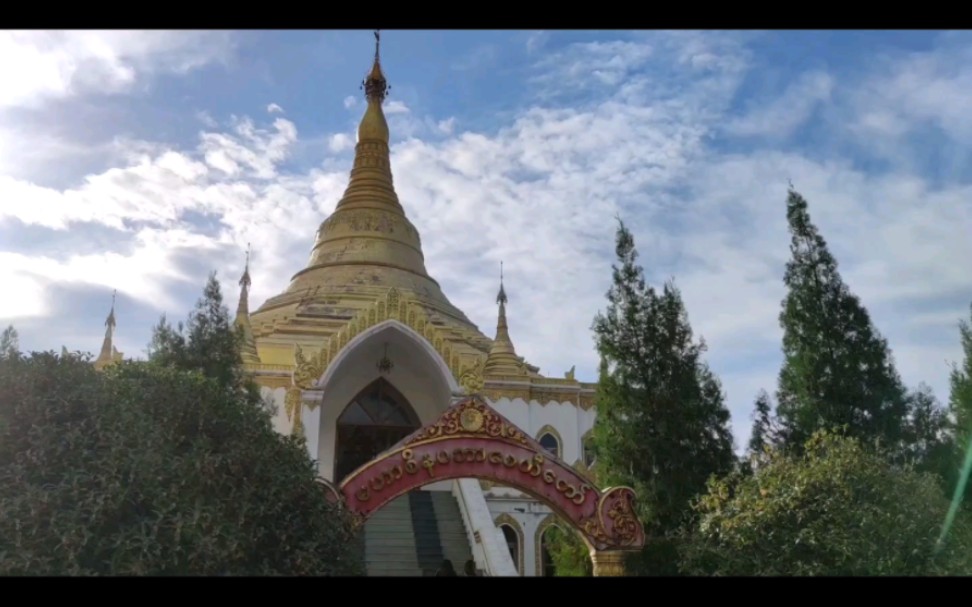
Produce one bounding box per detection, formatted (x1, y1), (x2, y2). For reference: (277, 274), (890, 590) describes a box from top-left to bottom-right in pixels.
(681, 431), (972, 576)
(0, 352), (363, 576)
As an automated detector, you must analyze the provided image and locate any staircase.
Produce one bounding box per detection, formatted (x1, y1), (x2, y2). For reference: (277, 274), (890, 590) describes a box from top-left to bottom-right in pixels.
(363, 489), (475, 576)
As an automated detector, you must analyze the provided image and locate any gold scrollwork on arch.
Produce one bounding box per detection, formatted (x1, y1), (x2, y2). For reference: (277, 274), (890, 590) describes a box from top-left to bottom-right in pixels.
(405, 397), (527, 445)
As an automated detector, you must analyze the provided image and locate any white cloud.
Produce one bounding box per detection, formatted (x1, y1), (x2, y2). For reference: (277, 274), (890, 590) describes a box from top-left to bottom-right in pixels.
(384, 100), (410, 115)
(526, 31), (549, 54)
(436, 117), (456, 135)
(343, 95), (357, 109)
(267, 102), (284, 114)
(196, 110), (218, 128)
(727, 70), (834, 138)
(0, 31), (234, 110)
(328, 133), (353, 153)
(0, 228), (216, 318)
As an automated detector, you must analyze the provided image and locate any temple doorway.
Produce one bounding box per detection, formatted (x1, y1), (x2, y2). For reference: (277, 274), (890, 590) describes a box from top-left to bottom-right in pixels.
(334, 378), (422, 483)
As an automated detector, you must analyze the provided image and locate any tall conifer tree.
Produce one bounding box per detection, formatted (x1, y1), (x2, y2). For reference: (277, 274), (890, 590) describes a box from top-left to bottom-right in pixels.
(149, 272), (252, 397)
(591, 219), (734, 574)
(776, 188), (910, 452)
(745, 390), (777, 472)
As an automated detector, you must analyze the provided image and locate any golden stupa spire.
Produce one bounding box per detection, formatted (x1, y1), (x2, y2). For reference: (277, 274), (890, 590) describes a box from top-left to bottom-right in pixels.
(94, 290), (123, 371)
(235, 244), (260, 364)
(484, 262), (527, 377)
(263, 29), (473, 321)
(355, 29), (392, 148)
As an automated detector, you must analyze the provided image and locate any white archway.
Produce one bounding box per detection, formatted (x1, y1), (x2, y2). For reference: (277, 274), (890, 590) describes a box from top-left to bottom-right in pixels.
(312, 319), (459, 481)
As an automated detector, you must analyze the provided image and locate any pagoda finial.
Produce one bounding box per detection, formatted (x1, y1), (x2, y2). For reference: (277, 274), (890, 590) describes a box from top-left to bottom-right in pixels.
(239, 242), (252, 291)
(94, 290), (122, 371)
(362, 29), (389, 104)
(105, 289), (116, 329)
(484, 262), (527, 377)
(235, 244), (260, 364)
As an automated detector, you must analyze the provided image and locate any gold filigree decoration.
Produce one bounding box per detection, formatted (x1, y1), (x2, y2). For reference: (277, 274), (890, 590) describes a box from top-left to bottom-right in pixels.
(405, 397), (527, 445)
(590, 551), (627, 577)
(459, 357), (485, 394)
(293, 344), (327, 390)
(290, 287), (475, 390)
(284, 387), (303, 436)
(580, 487), (643, 550)
(604, 488), (640, 546)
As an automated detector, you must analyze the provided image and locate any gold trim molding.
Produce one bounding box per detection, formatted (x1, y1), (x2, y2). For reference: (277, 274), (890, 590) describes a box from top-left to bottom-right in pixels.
(291, 287), (485, 390)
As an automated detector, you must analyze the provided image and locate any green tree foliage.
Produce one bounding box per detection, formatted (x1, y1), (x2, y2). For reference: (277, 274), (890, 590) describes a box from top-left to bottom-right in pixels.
(777, 188), (924, 458)
(545, 524), (592, 577)
(680, 431), (972, 576)
(0, 325), (18, 360)
(149, 272), (249, 394)
(897, 384), (954, 486)
(748, 391), (775, 455)
(591, 219), (735, 574)
(740, 390), (778, 475)
(950, 303), (972, 503)
(0, 277), (364, 575)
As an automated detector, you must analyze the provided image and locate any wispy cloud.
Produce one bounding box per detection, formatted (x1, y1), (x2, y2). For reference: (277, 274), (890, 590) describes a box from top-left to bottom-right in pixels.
(726, 70), (834, 139)
(0, 31), (234, 110)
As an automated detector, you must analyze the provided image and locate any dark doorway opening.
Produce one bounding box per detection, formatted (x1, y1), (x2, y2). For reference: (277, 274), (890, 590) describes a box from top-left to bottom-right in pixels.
(335, 378), (421, 483)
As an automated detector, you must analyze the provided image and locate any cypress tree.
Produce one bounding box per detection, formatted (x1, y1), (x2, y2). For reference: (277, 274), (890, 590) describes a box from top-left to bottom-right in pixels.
(591, 219), (735, 574)
(776, 188), (909, 453)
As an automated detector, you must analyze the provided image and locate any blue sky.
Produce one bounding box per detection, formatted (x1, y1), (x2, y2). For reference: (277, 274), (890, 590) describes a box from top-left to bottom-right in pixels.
(2, 30), (971, 451)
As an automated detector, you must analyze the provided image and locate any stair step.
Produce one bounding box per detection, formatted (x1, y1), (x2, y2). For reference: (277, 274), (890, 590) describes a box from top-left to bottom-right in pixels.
(362, 490), (474, 578)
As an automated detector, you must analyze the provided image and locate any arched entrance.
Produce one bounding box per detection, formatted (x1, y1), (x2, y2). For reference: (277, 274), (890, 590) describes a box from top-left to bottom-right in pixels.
(321, 394), (646, 576)
(335, 378), (421, 483)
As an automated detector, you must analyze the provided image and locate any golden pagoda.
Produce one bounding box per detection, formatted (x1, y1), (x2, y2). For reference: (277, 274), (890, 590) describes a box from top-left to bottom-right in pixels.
(241, 30), (595, 414)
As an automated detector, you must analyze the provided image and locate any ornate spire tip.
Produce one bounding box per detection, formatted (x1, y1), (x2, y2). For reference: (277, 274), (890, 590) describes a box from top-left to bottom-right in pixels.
(239, 243), (252, 289)
(496, 261), (507, 306)
(362, 29), (389, 103)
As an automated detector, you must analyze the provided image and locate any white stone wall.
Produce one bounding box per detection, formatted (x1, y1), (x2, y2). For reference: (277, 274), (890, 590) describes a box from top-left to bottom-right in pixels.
(261, 385), (289, 436)
(490, 396), (596, 464)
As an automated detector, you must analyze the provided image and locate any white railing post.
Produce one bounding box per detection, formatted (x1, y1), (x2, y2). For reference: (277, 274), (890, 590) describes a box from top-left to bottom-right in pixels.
(452, 479), (518, 576)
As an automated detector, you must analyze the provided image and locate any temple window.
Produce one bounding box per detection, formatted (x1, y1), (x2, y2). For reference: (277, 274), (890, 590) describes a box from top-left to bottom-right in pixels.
(539, 432), (560, 459)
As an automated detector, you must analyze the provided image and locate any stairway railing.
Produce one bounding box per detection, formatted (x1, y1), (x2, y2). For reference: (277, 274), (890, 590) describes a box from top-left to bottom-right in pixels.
(452, 479), (518, 576)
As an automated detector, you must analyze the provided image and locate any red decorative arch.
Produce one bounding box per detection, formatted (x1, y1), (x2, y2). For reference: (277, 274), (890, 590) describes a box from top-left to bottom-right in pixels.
(327, 395), (645, 552)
